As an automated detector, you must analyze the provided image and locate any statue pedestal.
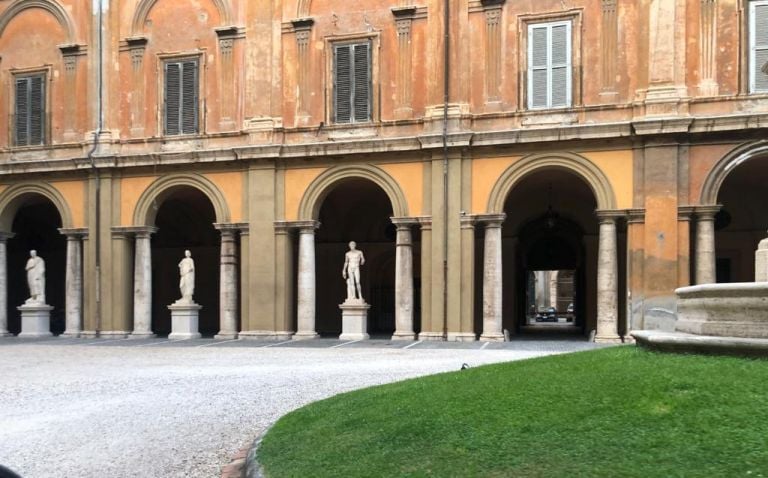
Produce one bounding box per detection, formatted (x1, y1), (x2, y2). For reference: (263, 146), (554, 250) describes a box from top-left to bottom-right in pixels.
(167, 302), (202, 340)
(339, 299), (370, 341)
(17, 304), (53, 338)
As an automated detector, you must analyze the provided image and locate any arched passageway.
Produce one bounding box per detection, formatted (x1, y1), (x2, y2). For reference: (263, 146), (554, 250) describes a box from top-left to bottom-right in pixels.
(314, 178), (420, 337)
(490, 168), (626, 337)
(150, 187), (220, 337)
(7, 197), (66, 335)
(713, 156), (768, 283)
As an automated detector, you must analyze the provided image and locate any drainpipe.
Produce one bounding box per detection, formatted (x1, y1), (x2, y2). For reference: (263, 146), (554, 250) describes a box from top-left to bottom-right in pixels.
(441, 0), (450, 338)
(86, 0), (104, 335)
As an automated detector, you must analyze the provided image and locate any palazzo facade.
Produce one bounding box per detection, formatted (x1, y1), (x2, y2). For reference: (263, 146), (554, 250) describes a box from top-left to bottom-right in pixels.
(1, 0), (767, 341)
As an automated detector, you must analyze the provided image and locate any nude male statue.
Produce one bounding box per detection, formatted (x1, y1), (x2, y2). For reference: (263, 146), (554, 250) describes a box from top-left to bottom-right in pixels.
(342, 241), (365, 301)
(25, 250), (46, 305)
(178, 250), (195, 304)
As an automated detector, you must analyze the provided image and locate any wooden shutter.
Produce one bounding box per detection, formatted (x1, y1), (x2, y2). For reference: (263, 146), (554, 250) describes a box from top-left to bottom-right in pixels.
(334, 42), (371, 124)
(165, 59), (198, 135)
(353, 43), (371, 122)
(528, 25), (549, 109)
(15, 78), (28, 146)
(528, 21), (571, 109)
(14, 75), (45, 146)
(334, 45), (353, 123)
(752, 1), (768, 92)
(165, 62), (181, 135)
(550, 23), (571, 108)
(181, 60), (198, 134)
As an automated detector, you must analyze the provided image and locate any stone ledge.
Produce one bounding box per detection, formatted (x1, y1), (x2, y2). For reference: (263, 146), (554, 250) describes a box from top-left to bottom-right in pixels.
(632, 330), (768, 358)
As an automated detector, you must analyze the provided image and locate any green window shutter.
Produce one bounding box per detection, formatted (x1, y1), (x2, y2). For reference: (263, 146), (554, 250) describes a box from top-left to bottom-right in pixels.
(334, 45), (353, 123)
(14, 75), (45, 146)
(752, 2), (768, 92)
(181, 60), (199, 134)
(165, 62), (181, 135)
(353, 43), (371, 122)
(15, 78), (29, 146)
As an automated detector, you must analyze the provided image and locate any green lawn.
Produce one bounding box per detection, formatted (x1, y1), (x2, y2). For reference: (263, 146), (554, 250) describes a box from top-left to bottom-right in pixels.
(258, 347), (768, 477)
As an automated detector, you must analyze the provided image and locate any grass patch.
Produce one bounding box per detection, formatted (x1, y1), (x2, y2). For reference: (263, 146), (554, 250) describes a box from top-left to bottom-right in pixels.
(259, 347), (768, 477)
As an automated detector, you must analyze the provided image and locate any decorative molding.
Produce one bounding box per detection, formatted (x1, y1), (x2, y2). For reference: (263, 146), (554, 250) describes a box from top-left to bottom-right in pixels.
(133, 174), (231, 226)
(698, 0), (718, 96)
(0, 0), (77, 43)
(484, 6), (503, 103)
(0, 182), (74, 231)
(600, 0), (618, 94)
(392, 8), (414, 116)
(132, 0), (233, 35)
(292, 18), (314, 115)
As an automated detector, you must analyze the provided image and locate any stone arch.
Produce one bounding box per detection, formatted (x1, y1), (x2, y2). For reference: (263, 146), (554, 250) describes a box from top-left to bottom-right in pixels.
(133, 173), (231, 226)
(131, 0), (233, 35)
(0, 182), (73, 231)
(700, 140), (768, 205)
(298, 164), (409, 221)
(487, 152), (617, 213)
(0, 0), (76, 42)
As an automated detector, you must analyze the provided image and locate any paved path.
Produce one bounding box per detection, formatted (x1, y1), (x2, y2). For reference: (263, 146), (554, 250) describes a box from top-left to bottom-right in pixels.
(0, 337), (604, 477)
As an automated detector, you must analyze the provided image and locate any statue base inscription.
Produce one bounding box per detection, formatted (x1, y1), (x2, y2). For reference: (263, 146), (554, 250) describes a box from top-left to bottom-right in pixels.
(18, 304), (53, 338)
(339, 299), (370, 341)
(168, 302), (202, 340)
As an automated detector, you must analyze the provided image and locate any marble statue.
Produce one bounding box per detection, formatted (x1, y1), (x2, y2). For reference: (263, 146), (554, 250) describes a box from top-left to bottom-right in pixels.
(342, 241), (365, 301)
(25, 250), (46, 305)
(178, 250), (195, 304)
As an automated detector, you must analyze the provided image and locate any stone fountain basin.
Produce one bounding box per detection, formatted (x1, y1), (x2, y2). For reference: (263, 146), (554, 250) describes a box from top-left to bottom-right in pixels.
(675, 282), (768, 338)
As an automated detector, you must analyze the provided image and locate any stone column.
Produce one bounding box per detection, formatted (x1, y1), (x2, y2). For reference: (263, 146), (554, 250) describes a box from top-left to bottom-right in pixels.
(480, 215), (505, 341)
(595, 212), (621, 343)
(695, 206), (720, 285)
(294, 221), (320, 340)
(60, 229), (87, 337)
(215, 224), (240, 339)
(0, 232), (14, 337)
(131, 227), (157, 338)
(392, 218), (416, 340)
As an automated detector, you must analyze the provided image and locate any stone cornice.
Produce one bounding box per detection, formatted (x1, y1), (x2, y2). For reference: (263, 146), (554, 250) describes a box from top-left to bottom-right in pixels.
(275, 220), (320, 232)
(58, 227), (88, 238)
(214, 222), (249, 232)
(474, 213), (507, 226)
(111, 226), (158, 238)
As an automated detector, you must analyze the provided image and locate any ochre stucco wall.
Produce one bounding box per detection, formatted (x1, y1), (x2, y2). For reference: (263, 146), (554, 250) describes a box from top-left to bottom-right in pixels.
(206, 172), (243, 223)
(379, 162), (423, 216)
(120, 176), (157, 226)
(285, 167), (326, 220)
(51, 180), (85, 227)
(471, 156), (522, 213)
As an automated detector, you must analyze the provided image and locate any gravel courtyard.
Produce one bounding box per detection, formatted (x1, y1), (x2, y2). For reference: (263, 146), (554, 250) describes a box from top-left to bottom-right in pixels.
(0, 337), (602, 477)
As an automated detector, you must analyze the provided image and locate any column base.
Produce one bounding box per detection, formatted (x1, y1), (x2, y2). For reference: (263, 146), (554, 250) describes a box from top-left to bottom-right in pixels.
(418, 332), (445, 341)
(594, 335), (622, 344)
(80, 331), (99, 338)
(214, 332), (238, 340)
(447, 332), (477, 342)
(99, 331), (131, 338)
(128, 332), (156, 339)
(292, 331), (319, 340)
(168, 303), (202, 340)
(479, 333), (505, 342)
(17, 304), (53, 338)
(239, 331), (295, 341)
(391, 331), (416, 341)
(61, 331), (81, 338)
(0, 331), (14, 337)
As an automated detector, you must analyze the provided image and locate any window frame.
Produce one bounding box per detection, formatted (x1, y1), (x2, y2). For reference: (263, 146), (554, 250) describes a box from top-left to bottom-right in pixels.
(325, 33), (379, 126)
(11, 67), (50, 148)
(526, 20), (573, 110)
(157, 52), (205, 137)
(748, 0), (768, 93)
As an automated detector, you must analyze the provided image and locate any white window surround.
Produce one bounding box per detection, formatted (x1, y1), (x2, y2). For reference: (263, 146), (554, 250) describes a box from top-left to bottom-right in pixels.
(527, 20), (572, 110)
(749, 0), (768, 93)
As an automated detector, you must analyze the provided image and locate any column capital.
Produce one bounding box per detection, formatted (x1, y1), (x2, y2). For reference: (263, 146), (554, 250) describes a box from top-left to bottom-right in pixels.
(595, 209), (625, 223)
(390, 216), (421, 229)
(112, 226), (158, 239)
(460, 215), (477, 230)
(59, 228), (89, 239)
(417, 216), (432, 230)
(0, 231), (15, 241)
(694, 204), (722, 220)
(627, 208), (646, 224)
(476, 213), (506, 227)
(280, 220), (321, 233)
(214, 222), (249, 233)
(678, 205), (696, 221)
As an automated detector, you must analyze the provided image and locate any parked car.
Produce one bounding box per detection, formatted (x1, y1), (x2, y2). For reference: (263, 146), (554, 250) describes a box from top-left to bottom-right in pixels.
(535, 307), (558, 322)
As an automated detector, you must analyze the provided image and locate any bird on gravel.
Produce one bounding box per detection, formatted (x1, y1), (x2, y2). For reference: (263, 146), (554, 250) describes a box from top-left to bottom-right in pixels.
(460, 363), (470, 370)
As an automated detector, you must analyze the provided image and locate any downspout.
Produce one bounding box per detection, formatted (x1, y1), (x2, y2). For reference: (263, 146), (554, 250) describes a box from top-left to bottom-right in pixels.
(86, 0), (104, 335)
(442, 0), (450, 338)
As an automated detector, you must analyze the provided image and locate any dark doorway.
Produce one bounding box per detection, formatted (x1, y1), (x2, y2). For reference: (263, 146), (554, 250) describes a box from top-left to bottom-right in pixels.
(151, 187), (220, 337)
(7, 198), (66, 335)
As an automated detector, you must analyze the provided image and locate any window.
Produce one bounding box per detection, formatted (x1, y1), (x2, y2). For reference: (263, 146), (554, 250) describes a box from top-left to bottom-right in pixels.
(333, 42), (371, 124)
(14, 74), (46, 146)
(527, 21), (572, 109)
(750, 0), (768, 93)
(164, 59), (199, 135)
